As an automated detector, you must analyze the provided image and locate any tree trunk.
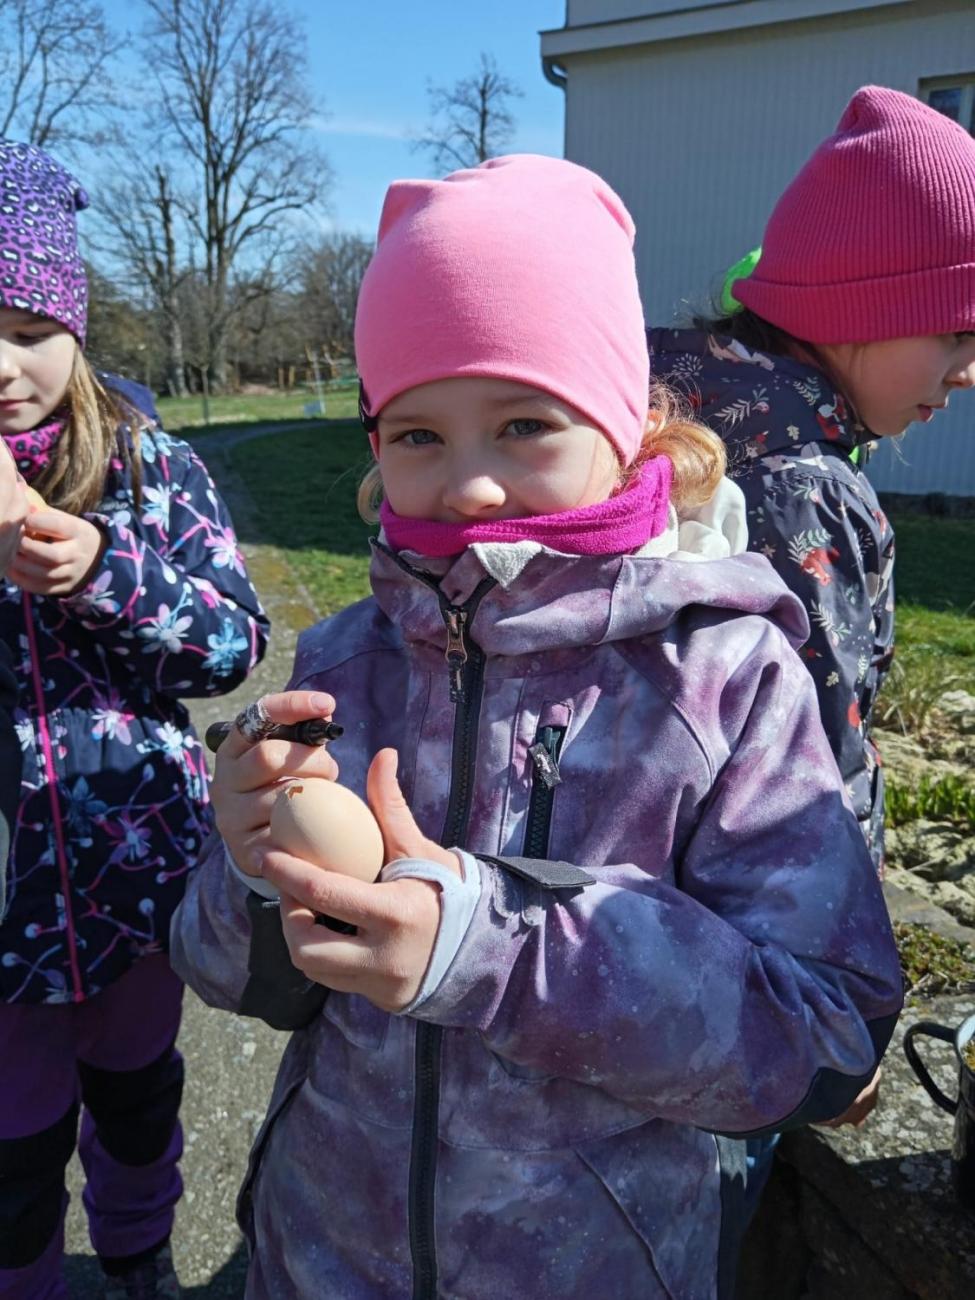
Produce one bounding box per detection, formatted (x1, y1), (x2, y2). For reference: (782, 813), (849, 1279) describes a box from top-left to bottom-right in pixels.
(165, 311), (187, 398)
(155, 166), (187, 397)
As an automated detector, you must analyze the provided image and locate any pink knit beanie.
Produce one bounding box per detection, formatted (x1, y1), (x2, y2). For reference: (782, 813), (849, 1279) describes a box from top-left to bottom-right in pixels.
(354, 154), (649, 465)
(735, 86), (975, 343)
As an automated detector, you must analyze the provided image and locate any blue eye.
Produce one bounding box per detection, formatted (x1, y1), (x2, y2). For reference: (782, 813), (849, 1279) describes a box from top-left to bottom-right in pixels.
(402, 428), (439, 446)
(507, 419), (547, 438)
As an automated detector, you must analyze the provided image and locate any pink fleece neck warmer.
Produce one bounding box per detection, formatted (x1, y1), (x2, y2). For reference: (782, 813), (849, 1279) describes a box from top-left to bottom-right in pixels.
(380, 456), (672, 558)
(354, 154), (650, 466)
(736, 85), (975, 342)
(3, 414), (66, 481)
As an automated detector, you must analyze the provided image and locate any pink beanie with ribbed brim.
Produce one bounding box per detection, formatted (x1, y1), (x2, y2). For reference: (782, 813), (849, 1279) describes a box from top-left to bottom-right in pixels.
(354, 154), (649, 465)
(735, 85), (975, 343)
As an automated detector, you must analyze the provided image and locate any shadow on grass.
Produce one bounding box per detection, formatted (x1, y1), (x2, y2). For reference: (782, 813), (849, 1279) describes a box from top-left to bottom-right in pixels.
(891, 514), (975, 617)
(171, 416), (329, 441)
(225, 421), (377, 560)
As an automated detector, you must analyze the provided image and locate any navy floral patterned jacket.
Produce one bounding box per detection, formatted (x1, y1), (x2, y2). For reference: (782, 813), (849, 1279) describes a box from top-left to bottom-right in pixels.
(649, 328), (895, 873)
(0, 642), (18, 923)
(0, 382), (269, 1003)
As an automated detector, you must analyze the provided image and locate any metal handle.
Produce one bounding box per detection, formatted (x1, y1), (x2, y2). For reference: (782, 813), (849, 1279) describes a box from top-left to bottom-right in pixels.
(903, 1021), (958, 1116)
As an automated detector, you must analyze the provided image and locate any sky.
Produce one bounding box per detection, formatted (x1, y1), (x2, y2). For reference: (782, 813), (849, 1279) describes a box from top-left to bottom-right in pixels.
(98, 0), (568, 237)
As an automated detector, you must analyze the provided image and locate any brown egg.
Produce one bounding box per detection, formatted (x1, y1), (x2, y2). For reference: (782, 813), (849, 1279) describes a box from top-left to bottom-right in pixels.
(269, 777), (385, 882)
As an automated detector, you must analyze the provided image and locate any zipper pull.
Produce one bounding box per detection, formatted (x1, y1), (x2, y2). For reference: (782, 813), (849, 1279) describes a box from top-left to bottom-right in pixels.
(529, 726), (563, 789)
(444, 608), (468, 703)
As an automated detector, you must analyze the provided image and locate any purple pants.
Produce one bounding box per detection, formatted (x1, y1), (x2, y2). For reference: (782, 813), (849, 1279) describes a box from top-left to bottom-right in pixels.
(0, 955), (184, 1300)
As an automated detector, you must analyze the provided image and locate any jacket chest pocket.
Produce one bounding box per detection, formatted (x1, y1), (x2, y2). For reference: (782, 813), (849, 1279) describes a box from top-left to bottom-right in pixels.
(522, 721), (567, 860)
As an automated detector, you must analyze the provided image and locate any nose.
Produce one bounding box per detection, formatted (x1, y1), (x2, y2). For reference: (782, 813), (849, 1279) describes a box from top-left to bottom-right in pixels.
(440, 462), (507, 518)
(0, 340), (21, 382)
(947, 341), (975, 390)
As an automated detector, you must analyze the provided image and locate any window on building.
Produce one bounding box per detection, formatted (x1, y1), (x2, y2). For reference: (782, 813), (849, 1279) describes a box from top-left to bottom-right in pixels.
(919, 76), (975, 134)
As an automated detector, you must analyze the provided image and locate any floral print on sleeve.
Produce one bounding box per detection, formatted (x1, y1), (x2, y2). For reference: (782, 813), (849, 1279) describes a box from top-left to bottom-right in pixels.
(649, 327), (896, 874)
(748, 475), (894, 846)
(61, 430), (269, 698)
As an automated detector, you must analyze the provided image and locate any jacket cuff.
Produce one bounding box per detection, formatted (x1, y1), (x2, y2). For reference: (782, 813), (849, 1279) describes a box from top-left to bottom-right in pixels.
(383, 849), (481, 1013)
(225, 846), (280, 900)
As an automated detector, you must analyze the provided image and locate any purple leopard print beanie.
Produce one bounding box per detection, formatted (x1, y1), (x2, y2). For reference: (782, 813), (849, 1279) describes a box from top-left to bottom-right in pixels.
(0, 139), (89, 344)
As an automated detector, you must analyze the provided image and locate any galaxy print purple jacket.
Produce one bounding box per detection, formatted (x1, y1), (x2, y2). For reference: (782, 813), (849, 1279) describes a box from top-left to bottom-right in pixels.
(1, 400), (268, 1004)
(173, 539), (902, 1300)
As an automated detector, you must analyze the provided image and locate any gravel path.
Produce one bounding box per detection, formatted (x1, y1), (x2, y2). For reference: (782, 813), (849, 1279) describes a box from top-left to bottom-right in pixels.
(65, 425), (321, 1296)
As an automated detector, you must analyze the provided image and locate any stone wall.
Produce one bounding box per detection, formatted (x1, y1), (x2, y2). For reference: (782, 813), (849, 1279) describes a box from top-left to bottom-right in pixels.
(739, 891), (975, 1299)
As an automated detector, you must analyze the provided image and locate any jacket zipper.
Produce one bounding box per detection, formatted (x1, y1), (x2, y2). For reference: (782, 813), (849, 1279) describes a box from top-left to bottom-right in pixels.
(409, 577), (494, 1300)
(22, 592), (84, 1001)
(523, 725), (566, 860)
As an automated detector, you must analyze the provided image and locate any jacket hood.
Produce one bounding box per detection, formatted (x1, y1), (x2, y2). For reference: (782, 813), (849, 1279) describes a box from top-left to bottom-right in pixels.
(369, 539), (808, 661)
(648, 326), (863, 460)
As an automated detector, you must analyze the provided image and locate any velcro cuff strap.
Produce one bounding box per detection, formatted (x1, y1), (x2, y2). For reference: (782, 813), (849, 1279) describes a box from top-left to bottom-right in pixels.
(475, 853), (595, 889)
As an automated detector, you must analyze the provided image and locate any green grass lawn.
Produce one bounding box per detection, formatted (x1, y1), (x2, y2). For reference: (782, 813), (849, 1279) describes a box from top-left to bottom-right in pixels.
(158, 384), (360, 435)
(229, 420), (374, 614)
(226, 427), (974, 697)
(888, 514), (974, 698)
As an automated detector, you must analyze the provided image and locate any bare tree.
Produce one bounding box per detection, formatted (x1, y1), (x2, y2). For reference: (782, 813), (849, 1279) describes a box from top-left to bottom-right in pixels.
(295, 232), (373, 362)
(85, 263), (158, 389)
(144, 0), (332, 390)
(0, 0), (123, 146)
(97, 166), (190, 397)
(412, 53), (522, 172)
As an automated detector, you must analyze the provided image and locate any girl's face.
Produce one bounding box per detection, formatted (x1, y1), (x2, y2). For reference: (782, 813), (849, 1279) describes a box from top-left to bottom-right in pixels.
(0, 306), (76, 435)
(374, 377), (621, 522)
(818, 333), (975, 436)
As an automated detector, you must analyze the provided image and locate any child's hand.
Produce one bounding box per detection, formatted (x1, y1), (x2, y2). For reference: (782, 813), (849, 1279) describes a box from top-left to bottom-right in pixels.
(816, 1067), (882, 1129)
(263, 749), (463, 1012)
(6, 506), (107, 595)
(0, 443), (27, 578)
(211, 690), (340, 876)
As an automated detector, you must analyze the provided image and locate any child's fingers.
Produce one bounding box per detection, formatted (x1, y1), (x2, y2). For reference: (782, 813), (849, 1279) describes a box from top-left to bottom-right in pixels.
(8, 555), (73, 583)
(216, 690), (337, 763)
(220, 738), (339, 794)
(366, 748), (463, 876)
(4, 559), (70, 591)
(16, 535), (74, 565)
(226, 826), (276, 876)
(277, 893), (386, 995)
(366, 748), (412, 858)
(261, 850), (392, 928)
(278, 892), (367, 957)
(20, 507), (73, 540)
(366, 748), (432, 859)
(216, 786), (281, 837)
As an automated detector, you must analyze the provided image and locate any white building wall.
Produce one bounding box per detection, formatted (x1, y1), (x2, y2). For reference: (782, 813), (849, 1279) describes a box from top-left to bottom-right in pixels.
(567, 0), (743, 24)
(554, 0), (975, 493)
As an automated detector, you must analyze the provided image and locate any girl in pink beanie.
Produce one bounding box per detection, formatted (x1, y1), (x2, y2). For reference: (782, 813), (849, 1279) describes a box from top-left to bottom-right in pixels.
(653, 83), (975, 1224)
(173, 154), (902, 1300)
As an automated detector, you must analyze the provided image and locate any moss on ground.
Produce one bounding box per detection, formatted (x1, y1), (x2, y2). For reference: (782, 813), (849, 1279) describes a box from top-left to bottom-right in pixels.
(895, 920), (975, 1000)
